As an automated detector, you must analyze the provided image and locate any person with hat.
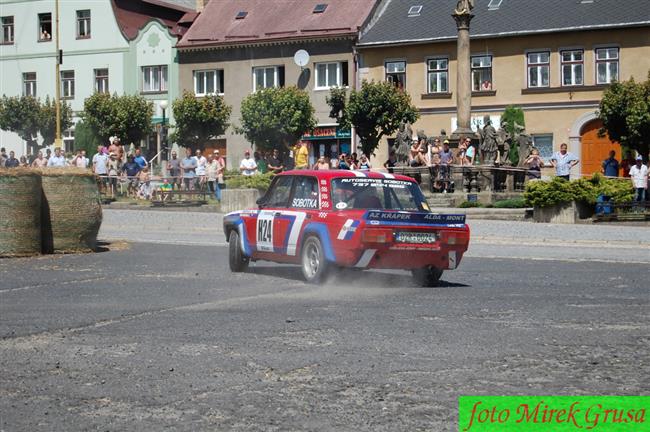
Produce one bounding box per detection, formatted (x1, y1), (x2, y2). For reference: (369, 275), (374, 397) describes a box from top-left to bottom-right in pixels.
(107, 152), (121, 199)
(439, 140), (454, 193)
(629, 155), (648, 206)
(240, 149), (257, 176)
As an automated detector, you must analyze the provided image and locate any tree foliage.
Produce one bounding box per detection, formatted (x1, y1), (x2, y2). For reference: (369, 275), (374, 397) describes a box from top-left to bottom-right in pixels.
(500, 105), (525, 165)
(40, 96), (73, 147)
(83, 92), (153, 147)
(327, 81), (419, 157)
(73, 121), (103, 155)
(238, 86), (316, 152)
(598, 73), (650, 158)
(0, 95), (72, 147)
(171, 91), (231, 150)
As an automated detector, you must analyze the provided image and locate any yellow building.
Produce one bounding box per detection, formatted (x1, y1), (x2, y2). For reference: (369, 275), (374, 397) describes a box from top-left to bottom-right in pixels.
(357, 0), (650, 176)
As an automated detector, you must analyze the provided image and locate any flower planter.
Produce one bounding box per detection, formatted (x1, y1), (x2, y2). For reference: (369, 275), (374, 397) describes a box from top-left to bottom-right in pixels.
(533, 201), (594, 224)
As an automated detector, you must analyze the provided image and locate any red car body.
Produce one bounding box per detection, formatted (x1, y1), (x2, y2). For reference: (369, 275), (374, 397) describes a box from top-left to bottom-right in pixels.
(223, 170), (470, 284)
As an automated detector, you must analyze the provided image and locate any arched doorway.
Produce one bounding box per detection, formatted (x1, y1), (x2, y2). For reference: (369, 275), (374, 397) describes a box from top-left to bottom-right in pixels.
(580, 119), (620, 176)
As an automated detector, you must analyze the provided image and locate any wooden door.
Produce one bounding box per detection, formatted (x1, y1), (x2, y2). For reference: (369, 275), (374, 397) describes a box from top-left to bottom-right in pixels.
(581, 120), (620, 176)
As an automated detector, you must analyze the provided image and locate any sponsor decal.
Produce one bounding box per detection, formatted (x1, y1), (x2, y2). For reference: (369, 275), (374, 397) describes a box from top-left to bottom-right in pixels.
(256, 211), (275, 252)
(337, 219), (360, 240)
(292, 198), (318, 209)
(336, 202), (348, 210)
(365, 211), (466, 225)
(339, 178), (410, 189)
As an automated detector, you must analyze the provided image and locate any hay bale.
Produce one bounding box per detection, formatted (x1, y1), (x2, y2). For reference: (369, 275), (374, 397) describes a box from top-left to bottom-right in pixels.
(0, 168), (42, 257)
(39, 168), (103, 253)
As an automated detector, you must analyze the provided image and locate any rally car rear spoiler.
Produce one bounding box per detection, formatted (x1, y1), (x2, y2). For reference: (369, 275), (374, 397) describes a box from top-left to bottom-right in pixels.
(364, 211), (466, 226)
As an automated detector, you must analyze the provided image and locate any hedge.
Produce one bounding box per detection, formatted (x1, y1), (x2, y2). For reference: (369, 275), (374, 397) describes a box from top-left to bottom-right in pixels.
(524, 174), (634, 208)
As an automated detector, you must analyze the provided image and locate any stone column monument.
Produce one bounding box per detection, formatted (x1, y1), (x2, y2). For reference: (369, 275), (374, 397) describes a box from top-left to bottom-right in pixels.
(451, 0), (475, 141)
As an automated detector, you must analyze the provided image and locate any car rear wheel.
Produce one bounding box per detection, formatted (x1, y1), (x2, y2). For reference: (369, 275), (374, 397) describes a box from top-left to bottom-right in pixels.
(229, 230), (249, 272)
(301, 236), (329, 284)
(411, 266), (444, 287)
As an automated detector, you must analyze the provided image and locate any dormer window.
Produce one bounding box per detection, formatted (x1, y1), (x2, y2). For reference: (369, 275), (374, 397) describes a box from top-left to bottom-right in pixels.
(313, 4), (328, 13)
(408, 5), (422, 17)
(235, 11), (248, 19)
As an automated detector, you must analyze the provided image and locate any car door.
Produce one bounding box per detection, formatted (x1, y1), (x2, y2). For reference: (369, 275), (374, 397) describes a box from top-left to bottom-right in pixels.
(254, 175), (295, 261)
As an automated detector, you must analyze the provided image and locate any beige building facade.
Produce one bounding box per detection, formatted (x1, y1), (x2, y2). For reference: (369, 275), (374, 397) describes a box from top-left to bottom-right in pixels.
(178, 40), (356, 168)
(358, 27), (650, 175)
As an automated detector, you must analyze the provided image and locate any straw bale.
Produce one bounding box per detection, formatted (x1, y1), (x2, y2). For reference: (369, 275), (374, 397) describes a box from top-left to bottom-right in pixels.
(0, 169), (42, 257)
(40, 170), (103, 253)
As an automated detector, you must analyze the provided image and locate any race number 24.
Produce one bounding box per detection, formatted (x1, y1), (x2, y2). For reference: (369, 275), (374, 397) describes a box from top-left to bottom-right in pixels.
(256, 213), (274, 252)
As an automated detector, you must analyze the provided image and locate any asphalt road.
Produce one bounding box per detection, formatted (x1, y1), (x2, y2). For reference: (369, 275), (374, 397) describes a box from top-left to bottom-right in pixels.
(1, 210), (649, 431)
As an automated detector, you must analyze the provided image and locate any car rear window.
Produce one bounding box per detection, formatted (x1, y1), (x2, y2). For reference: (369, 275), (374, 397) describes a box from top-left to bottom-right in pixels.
(330, 177), (429, 211)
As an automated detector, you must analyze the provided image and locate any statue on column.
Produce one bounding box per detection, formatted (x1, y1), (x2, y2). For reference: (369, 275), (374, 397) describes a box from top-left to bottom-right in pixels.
(454, 0), (475, 15)
(514, 123), (533, 167)
(496, 120), (511, 166)
(479, 115), (498, 165)
(394, 121), (413, 165)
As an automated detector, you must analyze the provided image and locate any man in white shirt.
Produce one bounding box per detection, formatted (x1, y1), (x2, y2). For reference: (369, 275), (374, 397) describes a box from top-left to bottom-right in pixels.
(239, 150), (257, 176)
(47, 148), (66, 167)
(194, 149), (207, 190)
(92, 146), (109, 193)
(72, 150), (89, 168)
(629, 155), (648, 205)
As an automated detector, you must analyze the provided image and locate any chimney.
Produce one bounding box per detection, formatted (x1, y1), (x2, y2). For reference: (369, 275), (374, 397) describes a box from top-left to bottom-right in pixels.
(196, 0), (210, 12)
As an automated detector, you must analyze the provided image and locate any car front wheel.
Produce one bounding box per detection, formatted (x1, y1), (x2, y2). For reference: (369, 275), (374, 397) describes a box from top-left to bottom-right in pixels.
(229, 230), (249, 272)
(301, 236), (329, 284)
(411, 266), (444, 287)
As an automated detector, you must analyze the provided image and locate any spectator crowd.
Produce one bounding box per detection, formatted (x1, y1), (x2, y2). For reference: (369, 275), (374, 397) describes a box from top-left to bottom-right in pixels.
(1, 136), (648, 204)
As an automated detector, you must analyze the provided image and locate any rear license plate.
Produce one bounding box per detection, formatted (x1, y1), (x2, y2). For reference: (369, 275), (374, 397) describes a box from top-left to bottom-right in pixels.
(395, 231), (437, 244)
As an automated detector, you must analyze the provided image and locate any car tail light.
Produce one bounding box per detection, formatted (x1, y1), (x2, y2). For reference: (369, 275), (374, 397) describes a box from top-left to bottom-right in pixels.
(442, 231), (470, 246)
(361, 229), (393, 244)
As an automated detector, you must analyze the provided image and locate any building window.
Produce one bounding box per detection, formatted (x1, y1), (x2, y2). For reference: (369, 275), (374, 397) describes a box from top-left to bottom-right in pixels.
(1, 16), (14, 44)
(315, 62), (348, 89)
(38, 13), (52, 41)
(532, 134), (554, 162)
(61, 70), (74, 98)
(385, 61), (406, 89)
(194, 70), (224, 95)
(561, 50), (583, 86)
(527, 51), (550, 88)
(596, 47), (619, 84)
(23, 72), (37, 97)
(142, 65), (168, 92)
(427, 58), (448, 93)
(471, 55), (492, 91)
(76, 10), (91, 38)
(94, 68), (109, 93)
(253, 66), (284, 91)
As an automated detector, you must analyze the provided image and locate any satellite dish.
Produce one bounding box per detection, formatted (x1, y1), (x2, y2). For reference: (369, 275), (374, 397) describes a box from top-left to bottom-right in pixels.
(293, 49), (310, 68)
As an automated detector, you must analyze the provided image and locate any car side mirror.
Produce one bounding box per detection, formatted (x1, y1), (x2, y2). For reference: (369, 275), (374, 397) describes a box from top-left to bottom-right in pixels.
(256, 197), (265, 209)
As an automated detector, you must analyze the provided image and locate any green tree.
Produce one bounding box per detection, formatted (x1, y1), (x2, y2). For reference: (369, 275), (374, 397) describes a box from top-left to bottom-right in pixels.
(238, 86), (316, 152)
(0, 95), (42, 147)
(171, 91), (231, 150)
(82, 92), (153, 147)
(327, 81), (419, 157)
(39, 96), (73, 147)
(73, 121), (103, 155)
(598, 73), (650, 159)
(501, 105), (525, 165)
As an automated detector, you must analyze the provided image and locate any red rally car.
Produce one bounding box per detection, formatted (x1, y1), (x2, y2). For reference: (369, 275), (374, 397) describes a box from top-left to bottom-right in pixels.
(223, 170), (470, 286)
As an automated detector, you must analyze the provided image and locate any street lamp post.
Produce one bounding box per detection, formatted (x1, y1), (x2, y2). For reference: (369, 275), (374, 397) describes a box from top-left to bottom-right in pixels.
(158, 100), (168, 165)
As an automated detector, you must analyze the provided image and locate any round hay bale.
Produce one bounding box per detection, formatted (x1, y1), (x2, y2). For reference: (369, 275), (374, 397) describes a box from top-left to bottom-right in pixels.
(39, 168), (103, 253)
(0, 168), (42, 257)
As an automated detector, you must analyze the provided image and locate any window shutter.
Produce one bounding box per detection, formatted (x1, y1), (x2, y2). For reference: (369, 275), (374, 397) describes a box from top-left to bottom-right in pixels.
(278, 66), (285, 87)
(218, 70), (225, 94)
(341, 61), (349, 86)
